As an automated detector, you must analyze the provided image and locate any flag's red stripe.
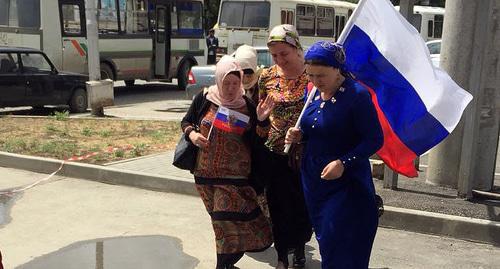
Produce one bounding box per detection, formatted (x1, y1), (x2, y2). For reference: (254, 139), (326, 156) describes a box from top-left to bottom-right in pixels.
(360, 81), (418, 177)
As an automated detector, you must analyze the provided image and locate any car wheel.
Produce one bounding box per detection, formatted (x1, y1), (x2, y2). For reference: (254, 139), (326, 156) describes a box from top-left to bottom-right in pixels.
(177, 61), (193, 91)
(69, 88), (88, 113)
(124, 80), (135, 87)
(100, 63), (115, 81)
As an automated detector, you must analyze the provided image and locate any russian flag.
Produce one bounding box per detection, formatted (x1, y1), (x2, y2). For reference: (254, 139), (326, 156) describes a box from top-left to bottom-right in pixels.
(338, 0), (473, 177)
(213, 106), (250, 135)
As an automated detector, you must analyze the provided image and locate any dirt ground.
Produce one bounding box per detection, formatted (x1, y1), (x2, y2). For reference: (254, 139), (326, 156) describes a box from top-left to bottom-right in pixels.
(0, 116), (180, 164)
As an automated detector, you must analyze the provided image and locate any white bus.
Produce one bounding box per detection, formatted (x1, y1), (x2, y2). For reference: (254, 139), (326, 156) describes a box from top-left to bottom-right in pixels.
(396, 5), (445, 41)
(214, 0), (356, 55)
(0, 0), (205, 89)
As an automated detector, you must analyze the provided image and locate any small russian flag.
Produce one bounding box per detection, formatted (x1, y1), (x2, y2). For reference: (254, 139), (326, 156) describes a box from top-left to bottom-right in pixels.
(212, 106), (250, 135)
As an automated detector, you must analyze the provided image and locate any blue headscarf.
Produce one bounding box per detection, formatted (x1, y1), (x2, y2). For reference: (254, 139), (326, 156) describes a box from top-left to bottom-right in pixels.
(304, 41), (346, 70)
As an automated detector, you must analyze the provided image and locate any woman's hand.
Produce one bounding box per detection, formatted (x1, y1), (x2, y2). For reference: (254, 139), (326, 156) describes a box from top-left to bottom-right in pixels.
(285, 127), (302, 144)
(189, 131), (209, 149)
(256, 95), (276, 121)
(321, 160), (344, 180)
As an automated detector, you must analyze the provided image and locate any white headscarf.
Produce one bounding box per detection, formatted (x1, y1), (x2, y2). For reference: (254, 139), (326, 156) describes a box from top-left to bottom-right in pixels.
(233, 45), (261, 90)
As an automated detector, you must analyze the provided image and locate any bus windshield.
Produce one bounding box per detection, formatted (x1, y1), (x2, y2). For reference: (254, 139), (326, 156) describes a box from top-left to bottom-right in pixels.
(219, 1), (270, 28)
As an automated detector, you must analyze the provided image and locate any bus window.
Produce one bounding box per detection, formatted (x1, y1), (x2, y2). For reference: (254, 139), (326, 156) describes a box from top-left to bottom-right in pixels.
(297, 4), (315, 36)
(287, 11), (294, 25)
(335, 15), (346, 39)
(340, 16), (346, 33)
(219, 1), (270, 28)
(98, 0), (119, 33)
(348, 9), (353, 19)
(0, 0), (8, 26)
(156, 7), (165, 43)
(281, 10), (294, 25)
(317, 6), (333, 37)
(1, 0), (40, 28)
(434, 14), (443, 38)
(61, 4), (84, 36)
(427, 20), (434, 38)
(175, 1), (203, 37)
(116, 0), (149, 34)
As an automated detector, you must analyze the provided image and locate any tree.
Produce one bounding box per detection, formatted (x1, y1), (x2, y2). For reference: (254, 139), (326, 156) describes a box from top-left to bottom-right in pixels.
(391, 0), (445, 7)
(204, 0), (220, 33)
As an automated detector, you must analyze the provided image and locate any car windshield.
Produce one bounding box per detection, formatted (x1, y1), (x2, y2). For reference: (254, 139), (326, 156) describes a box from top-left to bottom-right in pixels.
(257, 50), (272, 68)
(21, 53), (52, 73)
(427, 41), (441, 55)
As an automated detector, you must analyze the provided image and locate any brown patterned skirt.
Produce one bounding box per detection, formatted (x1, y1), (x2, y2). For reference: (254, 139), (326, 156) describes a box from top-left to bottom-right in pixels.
(195, 177), (273, 255)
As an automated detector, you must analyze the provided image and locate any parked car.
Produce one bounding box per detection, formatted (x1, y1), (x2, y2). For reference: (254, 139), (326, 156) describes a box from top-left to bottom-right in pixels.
(0, 46), (89, 113)
(185, 46), (273, 99)
(426, 39), (441, 67)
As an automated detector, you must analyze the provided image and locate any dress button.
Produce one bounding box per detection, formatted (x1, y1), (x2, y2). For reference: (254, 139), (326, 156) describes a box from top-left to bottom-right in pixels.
(312, 125), (315, 128)
(314, 118), (317, 121)
(317, 110), (321, 114)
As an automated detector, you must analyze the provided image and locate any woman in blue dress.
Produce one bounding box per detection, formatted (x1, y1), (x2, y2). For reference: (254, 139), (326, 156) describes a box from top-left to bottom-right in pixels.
(285, 41), (383, 268)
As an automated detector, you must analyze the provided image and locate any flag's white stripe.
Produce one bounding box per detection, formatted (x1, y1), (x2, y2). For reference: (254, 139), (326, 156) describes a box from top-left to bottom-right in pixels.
(345, 0), (472, 132)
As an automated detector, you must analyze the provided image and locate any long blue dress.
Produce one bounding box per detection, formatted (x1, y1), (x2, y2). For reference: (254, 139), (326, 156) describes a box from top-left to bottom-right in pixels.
(300, 78), (383, 269)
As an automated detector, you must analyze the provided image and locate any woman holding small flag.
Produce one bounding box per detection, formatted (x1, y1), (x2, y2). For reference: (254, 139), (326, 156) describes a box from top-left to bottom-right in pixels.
(181, 55), (276, 269)
(258, 24), (313, 269)
(285, 41), (383, 268)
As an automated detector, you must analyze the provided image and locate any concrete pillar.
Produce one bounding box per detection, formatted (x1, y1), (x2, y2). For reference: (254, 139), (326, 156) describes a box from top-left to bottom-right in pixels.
(473, 0), (500, 191)
(426, 0), (483, 188)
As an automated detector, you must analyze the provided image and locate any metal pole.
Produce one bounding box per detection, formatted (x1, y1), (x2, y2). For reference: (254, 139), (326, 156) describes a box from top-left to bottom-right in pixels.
(85, 0), (103, 116)
(383, 0), (415, 189)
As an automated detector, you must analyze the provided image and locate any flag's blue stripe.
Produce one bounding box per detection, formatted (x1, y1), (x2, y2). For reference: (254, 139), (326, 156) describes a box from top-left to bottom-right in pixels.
(343, 25), (449, 155)
(215, 113), (247, 128)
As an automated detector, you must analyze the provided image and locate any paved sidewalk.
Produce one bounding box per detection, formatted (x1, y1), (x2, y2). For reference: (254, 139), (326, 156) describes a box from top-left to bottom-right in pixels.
(107, 150), (500, 222)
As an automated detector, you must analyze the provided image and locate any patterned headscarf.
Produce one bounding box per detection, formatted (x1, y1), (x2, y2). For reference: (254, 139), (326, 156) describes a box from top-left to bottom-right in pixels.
(206, 55), (246, 109)
(304, 41), (346, 70)
(267, 24), (303, 50)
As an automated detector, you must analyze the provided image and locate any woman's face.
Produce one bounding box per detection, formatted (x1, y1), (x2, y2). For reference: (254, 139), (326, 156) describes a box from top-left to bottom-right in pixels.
(306, 64), (343, 92)
(220, 73), (241, 100)
(268, 42), (301, 70)
(242, 73), (255, 88)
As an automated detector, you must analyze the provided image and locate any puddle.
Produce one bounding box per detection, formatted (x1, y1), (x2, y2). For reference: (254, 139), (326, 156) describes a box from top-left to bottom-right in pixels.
(17, 235), (199, 269)
(0, 194), (18, 226)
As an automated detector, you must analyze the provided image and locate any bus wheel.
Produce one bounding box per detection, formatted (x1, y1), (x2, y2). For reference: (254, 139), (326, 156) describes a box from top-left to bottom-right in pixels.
(124, 80), (135, 87)
(100, 63), (115, 81)
(177, 61), (192, 91)
(69, 88), (88, 113)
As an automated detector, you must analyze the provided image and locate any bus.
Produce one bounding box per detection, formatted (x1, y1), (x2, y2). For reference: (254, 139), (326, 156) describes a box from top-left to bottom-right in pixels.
(394, 5), (444, 41)
(214, 0), (356, 56)
(0, 0), (205, 90)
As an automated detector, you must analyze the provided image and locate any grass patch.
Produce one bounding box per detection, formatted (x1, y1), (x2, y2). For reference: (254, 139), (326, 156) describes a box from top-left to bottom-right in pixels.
(0, 117), (180, 164)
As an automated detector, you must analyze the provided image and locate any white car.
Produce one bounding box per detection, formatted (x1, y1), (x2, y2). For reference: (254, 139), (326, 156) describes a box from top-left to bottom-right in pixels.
(426, 39), (441, 67)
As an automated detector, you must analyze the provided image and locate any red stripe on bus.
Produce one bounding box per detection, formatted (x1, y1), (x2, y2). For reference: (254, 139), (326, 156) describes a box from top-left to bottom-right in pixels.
(71, 39), (86, 57)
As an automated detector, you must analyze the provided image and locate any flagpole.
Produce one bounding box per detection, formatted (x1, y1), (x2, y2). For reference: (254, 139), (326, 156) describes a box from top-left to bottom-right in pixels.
(283, 87), (317, 153)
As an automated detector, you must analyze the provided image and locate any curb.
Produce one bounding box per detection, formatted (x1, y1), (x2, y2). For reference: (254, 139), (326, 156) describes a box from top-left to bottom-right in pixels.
(0, 152), (197, 196)
(1, 151), (499, 245)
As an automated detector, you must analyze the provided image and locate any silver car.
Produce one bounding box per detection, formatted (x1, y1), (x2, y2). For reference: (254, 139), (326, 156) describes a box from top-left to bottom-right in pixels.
(185, 46), (273, 99)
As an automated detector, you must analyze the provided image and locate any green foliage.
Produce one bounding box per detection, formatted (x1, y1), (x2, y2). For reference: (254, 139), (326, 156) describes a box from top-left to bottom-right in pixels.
(52, 110), (70, 121)
(99, 130), (112, 138)
(81, 127), (94, 137)
(45, 124), (59, 133)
